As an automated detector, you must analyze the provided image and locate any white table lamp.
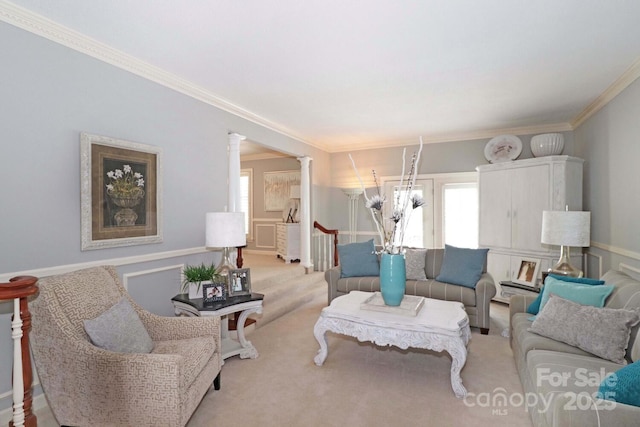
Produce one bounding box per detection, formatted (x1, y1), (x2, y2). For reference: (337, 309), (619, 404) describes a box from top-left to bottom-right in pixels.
(206, 212), (246, 275)
(541, 208), (591, 277)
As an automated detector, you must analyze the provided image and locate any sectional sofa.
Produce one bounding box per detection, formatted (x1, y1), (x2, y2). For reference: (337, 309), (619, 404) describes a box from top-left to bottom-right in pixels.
(509, 270), (640, 426)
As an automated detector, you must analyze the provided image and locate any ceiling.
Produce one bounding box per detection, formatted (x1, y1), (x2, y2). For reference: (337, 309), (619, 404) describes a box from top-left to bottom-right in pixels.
(4, 1), (640, 153)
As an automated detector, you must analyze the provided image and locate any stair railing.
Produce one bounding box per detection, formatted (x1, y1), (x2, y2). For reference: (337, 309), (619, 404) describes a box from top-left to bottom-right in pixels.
(0, 276), (39, 427)
(313, 221), (339, 271)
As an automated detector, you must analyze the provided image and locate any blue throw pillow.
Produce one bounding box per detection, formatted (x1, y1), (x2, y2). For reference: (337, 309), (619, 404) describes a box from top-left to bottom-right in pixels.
(537, 276), (614, 313)
(526, 275), (606, 315)
(338, 239), (379, 278)
(435, 245), (488, 288)
(598, 360), (640, 407)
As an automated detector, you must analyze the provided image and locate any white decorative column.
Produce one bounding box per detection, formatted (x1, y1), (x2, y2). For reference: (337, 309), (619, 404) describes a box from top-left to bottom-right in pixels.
(342, 188), (363, 243)
(297, 156), (313, 272)
(227, 132), (245, 213)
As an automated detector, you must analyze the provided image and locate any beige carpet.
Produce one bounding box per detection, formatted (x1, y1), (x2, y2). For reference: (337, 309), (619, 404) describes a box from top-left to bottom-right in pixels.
(186, 297), (533, 427)
(32, 255), (533, 426)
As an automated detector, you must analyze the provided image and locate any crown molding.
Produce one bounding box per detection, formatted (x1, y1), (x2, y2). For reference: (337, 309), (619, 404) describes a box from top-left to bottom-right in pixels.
(0, 1), (332, 151)
(329, 122), (574, 153)
(571, 57), (640, 129)
(3, 1), (637, 155)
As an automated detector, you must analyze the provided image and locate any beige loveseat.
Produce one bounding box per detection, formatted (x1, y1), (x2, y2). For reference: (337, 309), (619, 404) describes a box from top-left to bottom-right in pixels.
(30, 266), (222, 427)
(325, 248), (496, 334)
(509, 270), (640, 427)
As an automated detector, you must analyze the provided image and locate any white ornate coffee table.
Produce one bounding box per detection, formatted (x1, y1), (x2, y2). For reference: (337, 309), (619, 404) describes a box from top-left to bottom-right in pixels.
(313, 291), (471, 398)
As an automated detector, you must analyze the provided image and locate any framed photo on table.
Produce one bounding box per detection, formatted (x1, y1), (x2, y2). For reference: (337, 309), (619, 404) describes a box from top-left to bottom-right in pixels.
(229, 268), (251, 296)
(513, 257), (541, 288)
(203, 281), (227, 303)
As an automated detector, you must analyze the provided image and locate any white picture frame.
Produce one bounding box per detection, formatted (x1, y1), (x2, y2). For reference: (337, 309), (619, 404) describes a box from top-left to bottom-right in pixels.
(263, 170), (300, 212)
(513, 257), (541, 287)
(80, 132), (163, 250)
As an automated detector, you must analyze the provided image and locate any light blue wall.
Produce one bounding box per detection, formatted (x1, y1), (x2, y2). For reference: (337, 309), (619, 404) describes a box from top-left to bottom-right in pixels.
(328, 131), (576, 236)
(0, 22), (329, 412)
(574, 77), (640, 275)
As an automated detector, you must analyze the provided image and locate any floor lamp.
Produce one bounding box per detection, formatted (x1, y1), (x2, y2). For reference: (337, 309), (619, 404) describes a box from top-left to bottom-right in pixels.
(343, 188), (363, 243)
(541, 208), (591, 278)
(206, 212), (247, 276)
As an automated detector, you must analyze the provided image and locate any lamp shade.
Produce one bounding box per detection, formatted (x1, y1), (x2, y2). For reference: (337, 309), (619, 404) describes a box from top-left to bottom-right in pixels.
(289, 185), (301, 199)
(205, 212), (246, 248)
(541, 210), (591, 247)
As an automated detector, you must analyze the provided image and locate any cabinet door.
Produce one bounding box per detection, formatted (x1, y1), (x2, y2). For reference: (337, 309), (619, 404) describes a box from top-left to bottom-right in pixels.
(510, 164), (550, 252)
(479, 169), (511, 248)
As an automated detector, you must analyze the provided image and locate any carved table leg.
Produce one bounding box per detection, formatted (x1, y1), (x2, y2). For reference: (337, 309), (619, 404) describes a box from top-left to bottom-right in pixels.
(236, 307), (260, 359)
(444, 336), (469, 398)
(313, 317), (329, 366)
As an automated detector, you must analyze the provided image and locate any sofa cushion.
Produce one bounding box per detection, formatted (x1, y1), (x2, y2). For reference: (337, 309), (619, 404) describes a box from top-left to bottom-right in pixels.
(537, 276), (614, 313)
(598, 360), (640, 407)
(527, 275), (606, 315)
(530, 295), (640, 364)
(335, 277), (478, 307)
(406, 279), (477, 306)
(83, 297), (154, 354)
(152, 336), (216, 391)
(337, 239), (379, 278)
(405, 248), (427, 280)
(435, 245), (488, 288)
(425, 248), (444, 279)
(526, 349), (623, 425)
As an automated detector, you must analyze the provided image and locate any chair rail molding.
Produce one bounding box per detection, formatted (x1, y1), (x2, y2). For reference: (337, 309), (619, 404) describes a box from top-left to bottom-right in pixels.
(0, 247), (206, 283)
(591, 241), (640, 262)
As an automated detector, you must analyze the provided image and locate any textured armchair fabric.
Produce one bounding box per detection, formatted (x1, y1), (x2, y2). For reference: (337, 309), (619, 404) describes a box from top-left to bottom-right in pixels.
(30, 265), (222, 427)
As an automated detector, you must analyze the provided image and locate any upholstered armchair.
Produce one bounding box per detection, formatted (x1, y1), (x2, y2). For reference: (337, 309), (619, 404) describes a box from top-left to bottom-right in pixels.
(30, 265), (222, 427)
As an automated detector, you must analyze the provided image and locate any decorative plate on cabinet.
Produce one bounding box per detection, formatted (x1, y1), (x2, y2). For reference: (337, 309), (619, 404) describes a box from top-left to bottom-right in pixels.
(484, 135), (523, 163)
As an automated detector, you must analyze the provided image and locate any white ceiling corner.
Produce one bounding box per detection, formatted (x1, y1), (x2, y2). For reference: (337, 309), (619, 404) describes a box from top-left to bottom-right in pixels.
(3, 0), (640, 152)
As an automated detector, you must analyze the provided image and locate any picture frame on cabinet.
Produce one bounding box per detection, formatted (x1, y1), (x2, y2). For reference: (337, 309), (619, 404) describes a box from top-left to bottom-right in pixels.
(513, 257), (541, 288)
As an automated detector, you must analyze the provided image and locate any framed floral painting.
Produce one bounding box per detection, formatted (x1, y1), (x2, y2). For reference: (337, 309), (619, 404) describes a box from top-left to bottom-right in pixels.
(80, 133), (163, 250)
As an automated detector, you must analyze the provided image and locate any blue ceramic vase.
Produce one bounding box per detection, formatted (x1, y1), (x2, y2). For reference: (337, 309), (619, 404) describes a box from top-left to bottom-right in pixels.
(379, 253), (406, 306)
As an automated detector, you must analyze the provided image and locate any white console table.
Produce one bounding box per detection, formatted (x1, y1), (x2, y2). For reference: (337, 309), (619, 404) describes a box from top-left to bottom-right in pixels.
(276, 222), (300, 263)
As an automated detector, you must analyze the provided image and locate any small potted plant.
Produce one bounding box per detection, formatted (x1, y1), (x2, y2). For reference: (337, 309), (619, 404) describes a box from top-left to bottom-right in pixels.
(181, 263), (221, 299)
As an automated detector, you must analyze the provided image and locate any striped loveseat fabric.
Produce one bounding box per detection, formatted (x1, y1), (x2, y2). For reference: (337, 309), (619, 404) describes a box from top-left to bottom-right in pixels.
(30, 265), (222, 427)
(325, 248), (496, 334)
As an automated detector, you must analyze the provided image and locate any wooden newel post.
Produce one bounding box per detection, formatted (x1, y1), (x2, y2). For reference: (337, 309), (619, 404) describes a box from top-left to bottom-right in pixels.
(0, 276), (39, 427)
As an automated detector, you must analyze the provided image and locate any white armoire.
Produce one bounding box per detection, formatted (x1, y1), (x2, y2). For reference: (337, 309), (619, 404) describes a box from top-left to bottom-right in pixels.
(477, 156), (584, 302)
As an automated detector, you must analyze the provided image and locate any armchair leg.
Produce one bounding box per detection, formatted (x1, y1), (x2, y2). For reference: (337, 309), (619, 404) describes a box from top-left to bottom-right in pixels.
(213, 373), (221, 390)
(480, 328), (489, 335)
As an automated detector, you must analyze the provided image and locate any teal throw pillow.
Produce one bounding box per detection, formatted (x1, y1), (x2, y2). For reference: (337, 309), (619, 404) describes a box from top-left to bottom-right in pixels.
(527, 274), (606, 315)
(548, 274), (605, 286)
(435, 245), (488, 288)
(338, 239), (379, 278)
(538, 276), (614, 313)
(598, 360), (640, 407)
